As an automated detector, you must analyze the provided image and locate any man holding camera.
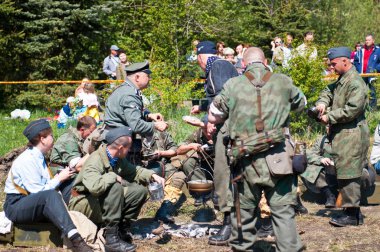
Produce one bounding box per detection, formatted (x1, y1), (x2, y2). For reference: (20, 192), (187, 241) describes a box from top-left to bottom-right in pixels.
(315, 47), (369, 227)
(208, 47), (306, 252)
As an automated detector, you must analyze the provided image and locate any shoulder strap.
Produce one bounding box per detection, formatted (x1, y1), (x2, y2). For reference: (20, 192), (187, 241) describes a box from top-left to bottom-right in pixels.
(244, 71), (272, 132)
(11, 170), (29, 195)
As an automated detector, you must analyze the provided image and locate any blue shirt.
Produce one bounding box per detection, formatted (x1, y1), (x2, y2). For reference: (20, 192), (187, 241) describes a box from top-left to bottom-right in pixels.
(4, 147), (60, 194)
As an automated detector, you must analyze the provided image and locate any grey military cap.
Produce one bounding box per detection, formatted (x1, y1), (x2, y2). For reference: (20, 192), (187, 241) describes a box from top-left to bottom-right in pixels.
(327, 47), (351, 60)
(125, 60), (152, 75)
(105, 126), (133, 144)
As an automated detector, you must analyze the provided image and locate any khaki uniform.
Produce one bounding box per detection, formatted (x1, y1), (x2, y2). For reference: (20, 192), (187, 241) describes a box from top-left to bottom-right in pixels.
(68, 144), (154, 225)
(316, 66), (369, 207)
(141, 130), (186, 203)
(212, 63), (306, 251)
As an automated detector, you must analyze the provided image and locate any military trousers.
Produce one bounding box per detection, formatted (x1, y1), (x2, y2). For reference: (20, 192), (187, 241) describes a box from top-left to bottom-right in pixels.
(214, 122), (233, 213)
(68, 182), (148, 226)
(339, 177), (361, 207)
(229, 155), (302, 252)
(4, 190), (76, 236)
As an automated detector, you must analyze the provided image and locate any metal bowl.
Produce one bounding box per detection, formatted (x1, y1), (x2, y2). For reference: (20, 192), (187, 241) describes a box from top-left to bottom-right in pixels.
(187, 180), (214, 193)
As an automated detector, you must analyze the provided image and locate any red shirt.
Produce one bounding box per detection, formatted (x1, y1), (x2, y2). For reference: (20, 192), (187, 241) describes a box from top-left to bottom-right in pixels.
(363, 45), (374, 73)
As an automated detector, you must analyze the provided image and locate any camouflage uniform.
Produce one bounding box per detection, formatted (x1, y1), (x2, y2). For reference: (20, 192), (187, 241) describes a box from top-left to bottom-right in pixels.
(211, 63), (305, 251)
(68, 144), (154, 225)
(316, 66), (369, 207)
(50, 126), (85, 204)
(301, 135), (337, 192)
(141, 130), (186, 203)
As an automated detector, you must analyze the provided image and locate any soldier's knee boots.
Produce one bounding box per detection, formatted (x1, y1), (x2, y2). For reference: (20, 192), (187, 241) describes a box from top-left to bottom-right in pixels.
(322, 186), (336, 208)
(208, 212), (231, 246)
(103, 226), (137, 252)
(294, 194), (308, 215)
(329, 207), (361, 227)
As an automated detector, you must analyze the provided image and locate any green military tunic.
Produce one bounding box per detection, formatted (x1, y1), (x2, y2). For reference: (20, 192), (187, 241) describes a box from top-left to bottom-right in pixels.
(104, 79), (153, 135)
(50, 126), (84, 174)
(212, 63), (306, 252)
(316, 66), (369, 179)
(68, 144), (154, 225)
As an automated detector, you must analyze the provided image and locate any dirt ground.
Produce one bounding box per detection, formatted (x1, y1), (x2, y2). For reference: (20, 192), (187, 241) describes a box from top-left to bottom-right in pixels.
(1, 148), (380, 252)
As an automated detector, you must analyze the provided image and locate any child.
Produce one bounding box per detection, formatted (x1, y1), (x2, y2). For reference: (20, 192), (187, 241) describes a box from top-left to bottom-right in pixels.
(81, 93), (100, 123)
(57, 97), (75, 129)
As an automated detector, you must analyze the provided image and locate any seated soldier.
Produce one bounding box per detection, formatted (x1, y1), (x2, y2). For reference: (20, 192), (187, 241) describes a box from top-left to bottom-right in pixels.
(301, 126), (337, 208)
(68, 127), (165, 252)
(141, 129), (188, 224)
(3, 119), (92, 252)
(50, 116), (97, 204)
(176, 125), (215, 206)
(302, 125), (375, 210)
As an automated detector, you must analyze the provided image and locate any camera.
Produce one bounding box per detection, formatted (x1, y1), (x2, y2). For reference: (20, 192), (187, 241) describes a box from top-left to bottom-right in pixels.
(307, 107), (321, 122)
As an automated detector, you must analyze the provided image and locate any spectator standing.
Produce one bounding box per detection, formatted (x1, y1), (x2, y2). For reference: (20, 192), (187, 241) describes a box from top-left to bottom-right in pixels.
(296, 31), (318, 60)
(282, 33), (294, 67)
(350, 42), (361, 63)
(353, 34), (380, 109)
(271, 36), (284, 67)
(223, 47), (236, 64)
(216, 41), (225, 58)
(103, 45), (120, 80)
(116, 50), (131, 81)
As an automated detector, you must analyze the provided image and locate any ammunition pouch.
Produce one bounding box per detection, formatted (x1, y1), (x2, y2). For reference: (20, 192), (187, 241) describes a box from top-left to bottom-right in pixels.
(231, 128), (286, 159)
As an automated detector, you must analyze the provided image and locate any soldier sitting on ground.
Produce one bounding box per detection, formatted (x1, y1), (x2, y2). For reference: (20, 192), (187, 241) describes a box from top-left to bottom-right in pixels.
(141, 129), (187, 224)
(50, 116), (97, 204)
(68, 127), (165, 252)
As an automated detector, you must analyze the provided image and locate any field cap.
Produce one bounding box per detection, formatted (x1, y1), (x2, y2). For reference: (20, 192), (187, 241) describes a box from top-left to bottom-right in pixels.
(327, 47), (351, 60)
(23, 119), (51, 141)
(106, 127), (133, 144)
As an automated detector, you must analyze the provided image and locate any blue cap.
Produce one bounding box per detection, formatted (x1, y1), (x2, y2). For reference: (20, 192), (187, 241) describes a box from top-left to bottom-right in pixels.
(327, 47), (351, 60)
(23, 119), (51, 141)
(110, 45), (119, 51)
(196, 41), (217, 55)
(105, 126), (133, 144)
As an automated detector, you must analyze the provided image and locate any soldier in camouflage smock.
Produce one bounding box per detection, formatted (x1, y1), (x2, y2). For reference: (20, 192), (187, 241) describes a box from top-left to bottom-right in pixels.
(50, 116), (97, 204)
(301, 126), (338, 208)
(315, 47), (369, 227)
(141, 129), (186, 224)
(208, 47), (306, 252)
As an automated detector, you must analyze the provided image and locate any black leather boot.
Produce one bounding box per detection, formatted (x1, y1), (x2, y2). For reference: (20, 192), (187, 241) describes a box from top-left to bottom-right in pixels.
(103, 226), (137, 252)
(118, 222), (143, 243)
(208, 212), (231, 246)
(294, 194), (308, 215)
(322, 186), (336, 208)
(257, 217), (274, 238)
(70, 235), (93, 252)
(329, 207), (360, 227)
(155, 200), (175, 224)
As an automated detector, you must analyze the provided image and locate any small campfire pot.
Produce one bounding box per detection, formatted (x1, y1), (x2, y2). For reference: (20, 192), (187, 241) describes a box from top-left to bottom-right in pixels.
(148, 182), (164, 201)
(186, 168), (214, 194)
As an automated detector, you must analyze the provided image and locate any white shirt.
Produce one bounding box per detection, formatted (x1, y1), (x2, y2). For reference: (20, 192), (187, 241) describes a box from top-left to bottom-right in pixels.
(4, 147), (60, 194)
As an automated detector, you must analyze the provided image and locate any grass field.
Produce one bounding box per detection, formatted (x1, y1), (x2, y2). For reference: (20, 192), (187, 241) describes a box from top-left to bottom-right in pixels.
(0, 107), (201, 157)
